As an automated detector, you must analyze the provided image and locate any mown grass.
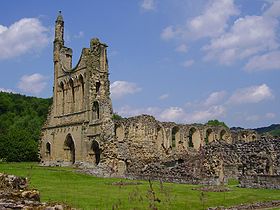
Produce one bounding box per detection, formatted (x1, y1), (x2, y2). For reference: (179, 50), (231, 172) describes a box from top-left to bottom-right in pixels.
(0, 162), (280, 210)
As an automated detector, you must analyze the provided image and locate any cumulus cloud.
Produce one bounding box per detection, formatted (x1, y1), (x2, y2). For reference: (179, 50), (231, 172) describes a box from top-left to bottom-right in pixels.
(161, 0), (239, 41)
(161, 0), (280, 71)
(187, 0), (239, 39)
(0, 18), (49, 59)
(161, 26), (178, 40)
(187, 105), (226, 123)
(204, 91), (227, 106)
(227, 84), (274, 104)
(264, 0), (280, 17)
(159, 107), (186, 122)
(110, 81), (142, 99)
(17, 73), (48, 95)
(141, 0), (156, 11)
(203, 15), (279, 64)
(244, 51), (280, 71)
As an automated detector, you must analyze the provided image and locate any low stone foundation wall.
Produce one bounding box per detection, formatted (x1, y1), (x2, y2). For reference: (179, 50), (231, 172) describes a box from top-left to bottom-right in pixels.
(239, 175), (280, 189)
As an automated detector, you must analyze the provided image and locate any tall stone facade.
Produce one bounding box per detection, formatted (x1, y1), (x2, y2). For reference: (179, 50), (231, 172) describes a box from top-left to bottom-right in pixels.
(40, 13), (262, 178)
(40, 12), (114, 166)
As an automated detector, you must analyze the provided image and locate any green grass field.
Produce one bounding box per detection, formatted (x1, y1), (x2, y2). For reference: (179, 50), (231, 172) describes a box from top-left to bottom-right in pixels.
(0, 162), (280, 210)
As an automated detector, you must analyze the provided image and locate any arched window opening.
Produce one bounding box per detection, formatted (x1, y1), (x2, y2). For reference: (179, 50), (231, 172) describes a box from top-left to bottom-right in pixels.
(92, 101), (100, 120)
(64, 134), (75, 164)
(79, 75), (85, 99)
(189, 127), (202, 150)
(60, 82), (65, 114)
(91, 140), (100, 165)
(220, 130), (227, 141)
(96, 81), (101, 93)
(69, 78), (75, 103)
(205, 129), (214, 144)
(189, 128), (195, 148)
(171, 127), (179, 148)
(157, 127), (165, 149)
(46, 142), (51, 155)
(252, 134), (256, 141)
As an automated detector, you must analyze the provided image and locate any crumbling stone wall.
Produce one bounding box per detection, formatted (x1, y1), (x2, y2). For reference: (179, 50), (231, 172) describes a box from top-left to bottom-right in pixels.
(239, 175), (280, 189)
(130, 138), (280, 185)
(40, 13), (266, 183)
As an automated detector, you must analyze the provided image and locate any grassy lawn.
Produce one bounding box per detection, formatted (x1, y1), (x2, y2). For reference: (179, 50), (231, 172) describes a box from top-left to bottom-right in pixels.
(0, 162), (280, 210)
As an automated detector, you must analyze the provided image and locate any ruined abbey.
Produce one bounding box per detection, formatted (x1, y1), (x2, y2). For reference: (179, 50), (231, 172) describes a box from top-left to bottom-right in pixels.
(40, 13), (280, 186)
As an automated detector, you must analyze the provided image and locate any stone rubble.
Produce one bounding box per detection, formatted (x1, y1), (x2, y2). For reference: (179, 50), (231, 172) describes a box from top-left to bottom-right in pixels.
(0, 173), (74, 210)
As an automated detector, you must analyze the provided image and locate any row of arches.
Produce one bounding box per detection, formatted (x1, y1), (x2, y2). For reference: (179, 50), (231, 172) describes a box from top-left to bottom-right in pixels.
(167, 126), (228, 150)
(114, 123), (229, 151)
(57, 74), (85, 115)
(45, 134), (100, 165)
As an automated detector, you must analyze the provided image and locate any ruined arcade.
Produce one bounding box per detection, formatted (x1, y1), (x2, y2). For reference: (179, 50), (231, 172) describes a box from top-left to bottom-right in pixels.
(40, 13), (280, 183)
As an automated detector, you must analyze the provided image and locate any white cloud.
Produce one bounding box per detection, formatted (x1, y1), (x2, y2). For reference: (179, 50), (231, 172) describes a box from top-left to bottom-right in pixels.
(244, 51), (280, 72)
(161, 26), (178, 40)
(182, 59), (194, 68)
(203, 15), (279, 64)
(187, 0), (239, 39)
(159, 107), (186, 122)
(264, 0), (280, 17)
(17, 73), (48, 95)
(159, 94), (169, 100)
(0, 88), (16, 93)
(175, 44), (188, 53)
(204, 91), (227, 106)
(141, 0), (156, 11)
(161, 0), (239, 41)
(227, 84), (274, 104)
(0, 18), (49, 59)
(187, 105), (226, 123)
(110, 81), (142, 99)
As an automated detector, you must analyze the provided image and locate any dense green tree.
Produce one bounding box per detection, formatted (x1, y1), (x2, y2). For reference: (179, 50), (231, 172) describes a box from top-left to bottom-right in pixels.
(0, 92), (51, 162)
(112, 112), (123, 120)
(206, 119), (229, 128)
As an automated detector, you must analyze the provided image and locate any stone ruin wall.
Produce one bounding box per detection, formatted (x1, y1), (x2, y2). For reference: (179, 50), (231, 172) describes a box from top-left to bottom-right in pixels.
(40, 14), (280, 188)
(101, 114), (262, 179)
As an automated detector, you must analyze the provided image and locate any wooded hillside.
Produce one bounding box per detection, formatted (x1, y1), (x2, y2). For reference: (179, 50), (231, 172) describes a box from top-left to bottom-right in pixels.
(0, 92), (52, 161)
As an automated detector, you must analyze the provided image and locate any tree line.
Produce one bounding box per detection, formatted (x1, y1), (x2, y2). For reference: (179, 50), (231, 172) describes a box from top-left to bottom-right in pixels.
(0, 92), (52, 162)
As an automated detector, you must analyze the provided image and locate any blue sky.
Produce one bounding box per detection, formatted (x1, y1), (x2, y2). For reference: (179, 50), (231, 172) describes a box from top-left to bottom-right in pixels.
(0, 0), (279, 128)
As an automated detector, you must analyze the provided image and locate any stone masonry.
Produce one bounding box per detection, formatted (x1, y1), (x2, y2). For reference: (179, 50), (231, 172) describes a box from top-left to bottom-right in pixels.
(40, 13), (276, 184)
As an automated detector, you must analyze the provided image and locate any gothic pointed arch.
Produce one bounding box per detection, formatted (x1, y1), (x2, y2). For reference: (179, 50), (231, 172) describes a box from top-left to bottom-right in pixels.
(92, 101), (100, 120)
(60, 81), (65, 114)
(91, 140), (101, 165)
(220, 129), (227, 141)
(46, 142), (51, 156)
(205, 128), (214, 144)
(171, 126), (179, 149)
(64, 134), (75, 164)
(188, 127), (201, 150)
